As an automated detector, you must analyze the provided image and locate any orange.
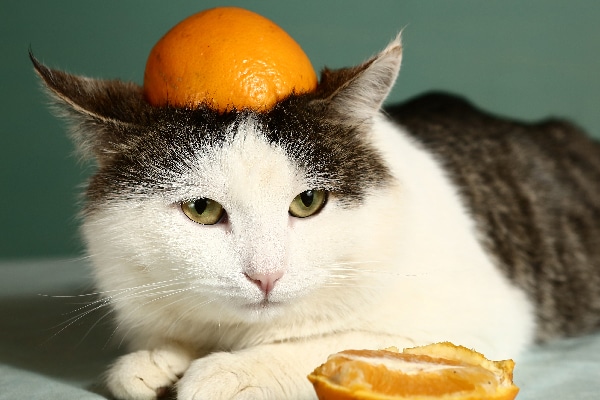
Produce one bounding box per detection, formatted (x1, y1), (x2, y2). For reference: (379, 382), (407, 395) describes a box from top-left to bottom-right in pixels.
(308, 342), (519, 400)
(143, 6), (317, 113)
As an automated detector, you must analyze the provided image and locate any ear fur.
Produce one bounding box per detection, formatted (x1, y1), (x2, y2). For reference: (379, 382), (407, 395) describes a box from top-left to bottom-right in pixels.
(317, 34), (403, 120)
(30, 53), (150, 164)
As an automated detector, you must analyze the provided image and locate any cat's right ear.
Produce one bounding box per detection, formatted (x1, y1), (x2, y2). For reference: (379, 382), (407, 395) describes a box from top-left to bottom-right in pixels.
(30, 52), (149, 165)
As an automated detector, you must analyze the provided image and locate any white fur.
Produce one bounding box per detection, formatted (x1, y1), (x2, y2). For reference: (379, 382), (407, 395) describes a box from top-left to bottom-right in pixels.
(82, 39), (535, 400)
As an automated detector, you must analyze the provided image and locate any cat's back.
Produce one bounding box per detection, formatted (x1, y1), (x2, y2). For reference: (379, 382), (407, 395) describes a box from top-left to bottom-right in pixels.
(386, 93), (600, 209)
(387, 92), (600, 171)
(386, 92), (600, 341)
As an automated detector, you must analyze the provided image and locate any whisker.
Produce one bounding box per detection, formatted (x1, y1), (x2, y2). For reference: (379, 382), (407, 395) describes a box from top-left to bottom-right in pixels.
(77, 283), (193, 346)
(110, 285), (201, 348)
(44, 278), (192, 345)
(164, 296), (217, 337)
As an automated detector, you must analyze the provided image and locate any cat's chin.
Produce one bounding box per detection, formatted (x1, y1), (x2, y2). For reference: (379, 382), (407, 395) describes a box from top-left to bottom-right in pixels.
(237, 299), (286, 321)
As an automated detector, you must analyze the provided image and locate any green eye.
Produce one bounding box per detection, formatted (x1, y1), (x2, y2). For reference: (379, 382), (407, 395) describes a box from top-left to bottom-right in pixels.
(181, 198), (225, 225)
(289, 190), (327, 218)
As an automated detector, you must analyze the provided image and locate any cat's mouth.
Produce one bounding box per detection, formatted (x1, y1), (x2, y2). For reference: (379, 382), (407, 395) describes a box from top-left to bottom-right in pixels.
(255, 299), (277, 307)
(243, 298), (282, 311)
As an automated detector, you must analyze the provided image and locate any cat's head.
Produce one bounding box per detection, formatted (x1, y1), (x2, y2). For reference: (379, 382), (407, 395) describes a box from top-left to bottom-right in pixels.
(33, 36), (403, 325)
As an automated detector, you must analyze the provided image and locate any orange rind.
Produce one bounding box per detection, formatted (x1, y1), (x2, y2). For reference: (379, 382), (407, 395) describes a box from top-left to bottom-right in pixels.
(308, 342), (519, 400)
(143, 6), (317, 113)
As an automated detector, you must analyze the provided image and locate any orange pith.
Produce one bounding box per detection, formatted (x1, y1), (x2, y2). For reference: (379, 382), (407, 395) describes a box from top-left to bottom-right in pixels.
(308, 343), (519, 400)
(143, 6), (317, 113)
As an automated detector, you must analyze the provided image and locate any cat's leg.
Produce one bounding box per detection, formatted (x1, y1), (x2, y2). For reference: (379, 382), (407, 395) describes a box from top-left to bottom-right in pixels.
(106, 342), (194, 400)
(177, 331), (411, 400)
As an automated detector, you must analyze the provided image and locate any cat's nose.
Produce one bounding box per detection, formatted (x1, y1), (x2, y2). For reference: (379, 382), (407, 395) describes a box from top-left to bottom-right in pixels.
(245, 271), (284, 296)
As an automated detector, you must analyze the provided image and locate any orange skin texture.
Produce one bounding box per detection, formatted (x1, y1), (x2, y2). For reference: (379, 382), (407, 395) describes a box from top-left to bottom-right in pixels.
(308, 343), (519, 400)
(143, 6), (317, 113)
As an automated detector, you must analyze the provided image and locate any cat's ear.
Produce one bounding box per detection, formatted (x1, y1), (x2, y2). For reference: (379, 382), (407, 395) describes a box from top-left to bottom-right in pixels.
(316, 34), (402, 119)
(30, 52), (149, 165)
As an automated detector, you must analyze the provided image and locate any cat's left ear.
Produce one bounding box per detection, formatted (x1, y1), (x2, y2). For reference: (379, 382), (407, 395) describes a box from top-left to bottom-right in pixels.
(316, 34), (402, 119)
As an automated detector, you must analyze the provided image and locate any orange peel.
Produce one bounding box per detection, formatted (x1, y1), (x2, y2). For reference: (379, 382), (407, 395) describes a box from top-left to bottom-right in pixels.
(143, 6), (317, 112)
(308, 342), (519, 400)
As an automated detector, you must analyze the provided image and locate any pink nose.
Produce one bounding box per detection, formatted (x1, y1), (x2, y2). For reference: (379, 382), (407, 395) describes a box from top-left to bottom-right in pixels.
(245, 271), (284, 296)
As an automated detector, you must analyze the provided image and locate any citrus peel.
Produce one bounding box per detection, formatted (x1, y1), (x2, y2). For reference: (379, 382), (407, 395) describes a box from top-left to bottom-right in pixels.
(143, 6), (317, 113)
(308, 342), (519, 400)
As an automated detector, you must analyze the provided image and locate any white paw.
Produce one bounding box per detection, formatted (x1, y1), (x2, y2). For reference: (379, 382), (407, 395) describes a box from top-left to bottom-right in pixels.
(106, 344), (193, 400)
(176, 352), (257, 400)
(177, 351), (311, 400)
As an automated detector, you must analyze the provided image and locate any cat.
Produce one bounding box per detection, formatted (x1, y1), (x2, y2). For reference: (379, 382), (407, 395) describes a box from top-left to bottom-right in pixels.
(32, 33), (600, 400)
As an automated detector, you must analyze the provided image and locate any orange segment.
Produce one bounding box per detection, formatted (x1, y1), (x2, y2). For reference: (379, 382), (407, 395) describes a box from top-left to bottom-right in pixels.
(308, 342), (519, 400)
(143, 6), (317, 112)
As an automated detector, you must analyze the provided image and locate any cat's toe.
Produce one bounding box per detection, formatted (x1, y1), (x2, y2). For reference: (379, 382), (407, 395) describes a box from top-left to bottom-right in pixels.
(176, 352), (263, 400)
(106, 345), (193, 400)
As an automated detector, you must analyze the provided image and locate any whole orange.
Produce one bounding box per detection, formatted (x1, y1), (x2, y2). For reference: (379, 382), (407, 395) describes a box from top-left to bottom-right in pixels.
(143, 6), (317, 113)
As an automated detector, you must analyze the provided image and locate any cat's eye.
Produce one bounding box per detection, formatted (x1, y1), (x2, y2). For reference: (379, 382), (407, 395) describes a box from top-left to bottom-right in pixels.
(181, 198), (225, 225)
(289, 190), (328, 218)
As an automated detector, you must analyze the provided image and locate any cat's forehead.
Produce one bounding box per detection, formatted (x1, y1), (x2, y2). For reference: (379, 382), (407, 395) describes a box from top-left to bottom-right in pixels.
(186, 117), (304, 205)
(223, 119), (300, 189)
(85, 101), (392, 209)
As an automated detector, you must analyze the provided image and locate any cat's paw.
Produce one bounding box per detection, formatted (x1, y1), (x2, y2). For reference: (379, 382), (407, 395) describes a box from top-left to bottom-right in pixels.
(106, 343), (193, 400)
(176, 352), (262, 400)
(177, 351), (313, 400)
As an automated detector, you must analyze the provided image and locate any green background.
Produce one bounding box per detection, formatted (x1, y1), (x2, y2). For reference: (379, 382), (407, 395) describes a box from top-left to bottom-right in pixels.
(2, 0), (599, 259)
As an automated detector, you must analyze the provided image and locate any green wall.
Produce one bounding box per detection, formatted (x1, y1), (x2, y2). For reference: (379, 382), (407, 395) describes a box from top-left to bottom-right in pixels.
(2, 0), (599, 259)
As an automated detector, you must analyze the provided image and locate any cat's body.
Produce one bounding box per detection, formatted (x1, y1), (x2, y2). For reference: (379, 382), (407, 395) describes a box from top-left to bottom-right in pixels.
(33, 36), (600, 399)
(389, 94), (600, 341)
